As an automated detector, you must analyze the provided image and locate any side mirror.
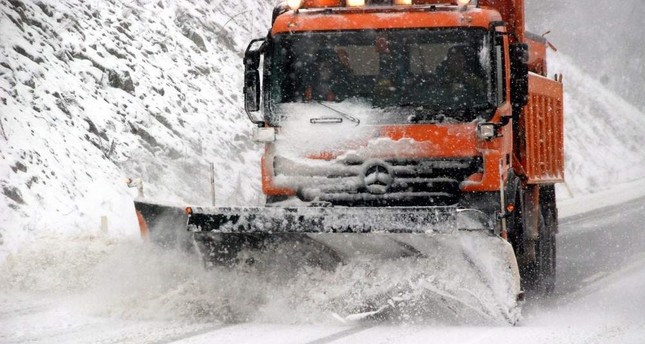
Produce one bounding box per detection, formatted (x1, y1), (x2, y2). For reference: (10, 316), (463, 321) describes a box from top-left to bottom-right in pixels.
(244, 38), (266, 125)
(510, 43), (529, 111)
(244, 69), (261, 113)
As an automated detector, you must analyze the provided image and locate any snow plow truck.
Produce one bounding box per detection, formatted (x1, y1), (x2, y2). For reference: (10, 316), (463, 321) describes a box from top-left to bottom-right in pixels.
(134, 0), (563, 323)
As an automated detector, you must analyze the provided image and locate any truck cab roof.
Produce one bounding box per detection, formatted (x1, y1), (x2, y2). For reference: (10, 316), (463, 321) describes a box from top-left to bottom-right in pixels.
(273, 5), (503, 34)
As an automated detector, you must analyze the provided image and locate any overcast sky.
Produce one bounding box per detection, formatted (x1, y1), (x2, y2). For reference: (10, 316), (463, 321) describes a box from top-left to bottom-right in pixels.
(526, 0), (645, 111)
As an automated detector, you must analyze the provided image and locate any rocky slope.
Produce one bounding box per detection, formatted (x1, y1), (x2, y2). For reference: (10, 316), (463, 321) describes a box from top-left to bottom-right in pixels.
(0, 0), (273, 242)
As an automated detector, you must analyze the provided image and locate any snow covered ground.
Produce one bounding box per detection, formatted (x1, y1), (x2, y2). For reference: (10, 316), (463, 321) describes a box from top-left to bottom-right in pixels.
(1, 183), (644, 343)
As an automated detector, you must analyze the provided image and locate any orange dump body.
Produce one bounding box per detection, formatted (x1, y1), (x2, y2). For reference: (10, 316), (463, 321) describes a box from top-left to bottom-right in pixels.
(516, 74), (564, 184)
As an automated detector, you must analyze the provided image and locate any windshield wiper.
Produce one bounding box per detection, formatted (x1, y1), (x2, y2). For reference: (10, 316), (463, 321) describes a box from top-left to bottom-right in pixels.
(310, 117), (343, 124)
(316, 101), (361, 126)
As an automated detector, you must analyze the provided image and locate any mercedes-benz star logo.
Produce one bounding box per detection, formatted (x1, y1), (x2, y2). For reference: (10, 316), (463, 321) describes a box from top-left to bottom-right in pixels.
(362, 161), (393, 194)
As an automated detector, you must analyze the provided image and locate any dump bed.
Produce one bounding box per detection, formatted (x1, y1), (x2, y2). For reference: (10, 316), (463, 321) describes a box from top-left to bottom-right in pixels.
(518, 73), (564, 184)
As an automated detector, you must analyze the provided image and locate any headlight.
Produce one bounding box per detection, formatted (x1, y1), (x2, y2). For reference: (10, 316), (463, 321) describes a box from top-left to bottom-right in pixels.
(477, 123), (497, 140)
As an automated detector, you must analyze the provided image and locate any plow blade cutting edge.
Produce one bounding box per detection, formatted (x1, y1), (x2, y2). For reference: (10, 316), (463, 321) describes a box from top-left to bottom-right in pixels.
(134, 201), (523, 324)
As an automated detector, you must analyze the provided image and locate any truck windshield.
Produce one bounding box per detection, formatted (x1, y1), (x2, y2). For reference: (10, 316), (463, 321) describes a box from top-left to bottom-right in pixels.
(269, 28), (493, 123)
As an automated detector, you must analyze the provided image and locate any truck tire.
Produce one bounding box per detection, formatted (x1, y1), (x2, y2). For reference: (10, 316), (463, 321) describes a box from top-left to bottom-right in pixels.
(522, 211), (556, 296)
(536, 186), (558, 295)
(508, 183), (556, 296)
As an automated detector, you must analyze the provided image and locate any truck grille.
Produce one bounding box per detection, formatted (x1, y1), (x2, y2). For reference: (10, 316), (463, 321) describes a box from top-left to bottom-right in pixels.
(274, 156), (483, 207)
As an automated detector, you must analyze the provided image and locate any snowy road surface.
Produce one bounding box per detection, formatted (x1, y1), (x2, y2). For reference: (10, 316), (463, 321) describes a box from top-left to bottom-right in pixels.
(1, 195), (644, 344)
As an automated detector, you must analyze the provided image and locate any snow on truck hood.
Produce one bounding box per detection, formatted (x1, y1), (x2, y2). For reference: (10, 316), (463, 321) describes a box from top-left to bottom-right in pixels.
(274, 101), (440, 159)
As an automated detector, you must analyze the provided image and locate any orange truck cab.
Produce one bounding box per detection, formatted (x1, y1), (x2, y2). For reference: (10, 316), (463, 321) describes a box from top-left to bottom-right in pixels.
(244, 0), (563, 292)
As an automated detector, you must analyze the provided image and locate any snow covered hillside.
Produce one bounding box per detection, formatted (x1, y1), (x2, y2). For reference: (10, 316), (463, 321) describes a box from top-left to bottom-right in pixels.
(550, 54), (645, 197)
(1, 0), (644, 249)
(0, 0), (273, 244)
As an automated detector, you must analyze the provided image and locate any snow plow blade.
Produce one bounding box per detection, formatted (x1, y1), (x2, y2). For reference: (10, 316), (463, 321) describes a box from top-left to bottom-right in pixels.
(134, 201), (194, 251)
(185, 205), (491, 233)
(134, 201), (522, 324)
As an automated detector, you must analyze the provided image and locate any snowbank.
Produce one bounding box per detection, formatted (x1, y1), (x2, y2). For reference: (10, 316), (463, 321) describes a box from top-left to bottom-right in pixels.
(549, 53), (645, 198)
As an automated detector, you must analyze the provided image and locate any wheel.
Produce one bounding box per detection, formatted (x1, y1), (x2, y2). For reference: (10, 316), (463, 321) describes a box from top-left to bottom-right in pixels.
(521, 211), (556, 295)
(508, 183), (557, 296)
(536, 186), (558, 294)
